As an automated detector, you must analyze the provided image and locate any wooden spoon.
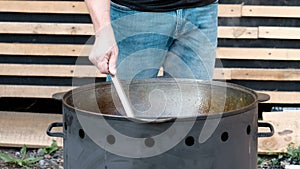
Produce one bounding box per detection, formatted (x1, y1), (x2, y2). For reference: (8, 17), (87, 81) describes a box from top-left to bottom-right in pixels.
(111, 75), (135, 118)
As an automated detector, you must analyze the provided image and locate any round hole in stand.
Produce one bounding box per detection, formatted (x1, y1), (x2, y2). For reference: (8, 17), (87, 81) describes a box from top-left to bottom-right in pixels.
(64, 122), (67, 131)
(185, 136), (195, 146)
(246, 125), (251, 135)
(221, 132), (229, 142)
(106, 135), (116, 145)
(79, 129), (85, 139)
(145, 138), (155, 148)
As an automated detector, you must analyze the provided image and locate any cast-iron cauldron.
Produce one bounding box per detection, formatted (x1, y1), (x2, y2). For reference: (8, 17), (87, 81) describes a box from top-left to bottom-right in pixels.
(47, 78), (274, 169)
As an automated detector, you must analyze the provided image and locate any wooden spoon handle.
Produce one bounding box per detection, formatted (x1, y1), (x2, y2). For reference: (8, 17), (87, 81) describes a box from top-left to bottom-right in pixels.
(111, 75), (134, 118)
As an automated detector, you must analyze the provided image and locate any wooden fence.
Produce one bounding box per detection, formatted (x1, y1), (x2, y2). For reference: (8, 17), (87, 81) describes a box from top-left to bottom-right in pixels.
(0, 0), (299, 152)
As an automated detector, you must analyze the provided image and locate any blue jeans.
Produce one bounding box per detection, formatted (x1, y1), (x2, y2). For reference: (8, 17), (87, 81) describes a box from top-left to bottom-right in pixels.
(109, 1), (218, 81)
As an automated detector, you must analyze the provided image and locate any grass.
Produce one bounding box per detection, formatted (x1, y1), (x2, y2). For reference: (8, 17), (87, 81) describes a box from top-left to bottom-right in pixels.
(258, 143), (300, 168)
(0, 140), (59, 168)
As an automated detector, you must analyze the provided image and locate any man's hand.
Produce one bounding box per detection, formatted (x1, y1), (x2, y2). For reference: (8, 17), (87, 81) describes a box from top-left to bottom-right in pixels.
(84, 0), (117, 76)
(89, 25), (118, 76)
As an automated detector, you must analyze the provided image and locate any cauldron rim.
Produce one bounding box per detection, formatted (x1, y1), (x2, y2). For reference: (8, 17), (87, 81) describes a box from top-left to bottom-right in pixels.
(62, 78), (258, 121)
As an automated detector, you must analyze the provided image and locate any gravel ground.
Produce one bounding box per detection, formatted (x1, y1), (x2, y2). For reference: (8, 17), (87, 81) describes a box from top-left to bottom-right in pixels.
(0, 147), (63, 169)
(1, 147), (298, 169)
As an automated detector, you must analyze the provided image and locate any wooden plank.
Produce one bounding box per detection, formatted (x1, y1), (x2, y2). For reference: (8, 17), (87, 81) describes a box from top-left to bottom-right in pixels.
(217, 47), (300, 61)
(2, 43), (300, 61)
(260, 91), (300, 104)
(242, 5), (300, 18)
(0, 64), (162, 77)
(0, 111), (63, 148)
(0, 22), (94, 35)
(0, 23), (260, 38)
(213, 68), (232, 80)
(0, 64), (105, 78)
(218, 26), (258, 39)
(0, 85), (74, 98)
(258, 111), (300, 153)
(0, 1), (240, 17)
(0, 64), (229, 79)
(218, 4), (242, 17)
(0, 1), (88, 14)
(3, 64), (300, 81)
(230, 68), (300, 81)
(0, 43), (91, 56)
(259, 27), (300, 40)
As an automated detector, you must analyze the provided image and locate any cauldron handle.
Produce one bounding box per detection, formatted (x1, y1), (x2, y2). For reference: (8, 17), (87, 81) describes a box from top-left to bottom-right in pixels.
(46, 122), (64, 138)
(257, 122), (274, 137)
(52, 92), (66, 101)
(257, 93), (270, 103)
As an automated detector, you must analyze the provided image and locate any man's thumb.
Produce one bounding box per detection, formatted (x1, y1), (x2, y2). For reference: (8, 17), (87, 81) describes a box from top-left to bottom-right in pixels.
(109, 65), (117, 76)
(109, 56), (117, 76)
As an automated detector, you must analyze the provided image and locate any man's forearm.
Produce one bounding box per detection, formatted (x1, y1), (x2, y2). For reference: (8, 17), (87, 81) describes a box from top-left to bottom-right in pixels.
(85, 0), (111, 32)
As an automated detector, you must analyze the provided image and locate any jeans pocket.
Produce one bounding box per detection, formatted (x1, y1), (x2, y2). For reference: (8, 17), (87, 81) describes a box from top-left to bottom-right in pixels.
(111, 1), (132, 11)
